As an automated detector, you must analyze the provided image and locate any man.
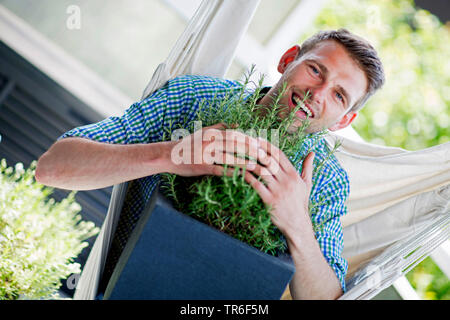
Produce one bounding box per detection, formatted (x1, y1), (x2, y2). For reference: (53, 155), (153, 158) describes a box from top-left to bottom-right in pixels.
(36, 29), (384, 299)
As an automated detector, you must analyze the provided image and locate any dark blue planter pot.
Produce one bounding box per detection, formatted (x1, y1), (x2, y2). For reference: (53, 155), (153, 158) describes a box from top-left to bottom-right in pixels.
(103, 188), (295, 300)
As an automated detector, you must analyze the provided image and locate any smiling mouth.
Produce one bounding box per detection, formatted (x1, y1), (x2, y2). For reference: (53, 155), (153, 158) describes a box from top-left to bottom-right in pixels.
(291, 92), (314, 118)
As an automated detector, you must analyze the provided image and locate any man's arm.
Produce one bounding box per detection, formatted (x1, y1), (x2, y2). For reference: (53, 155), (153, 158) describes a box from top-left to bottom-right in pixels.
(35, 137), (172, 190)
(36, 123), (254, 190)
(286, 215), (343, 300)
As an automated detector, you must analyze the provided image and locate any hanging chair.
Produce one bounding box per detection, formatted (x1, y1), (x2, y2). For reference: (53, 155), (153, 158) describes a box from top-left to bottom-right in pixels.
(73, 0), (450, 300)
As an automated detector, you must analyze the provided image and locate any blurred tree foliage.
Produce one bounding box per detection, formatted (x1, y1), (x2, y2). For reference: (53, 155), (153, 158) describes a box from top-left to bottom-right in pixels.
(406, 256), (450, 300)
(300, 0), (450, 150)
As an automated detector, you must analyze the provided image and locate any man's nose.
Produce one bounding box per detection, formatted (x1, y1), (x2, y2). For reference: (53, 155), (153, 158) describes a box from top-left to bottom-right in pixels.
(309, 85), (327, 106)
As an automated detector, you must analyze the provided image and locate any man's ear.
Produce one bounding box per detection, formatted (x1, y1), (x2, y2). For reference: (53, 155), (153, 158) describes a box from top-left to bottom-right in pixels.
(328, 112), (357, 131)
(277, 45), (301, 74)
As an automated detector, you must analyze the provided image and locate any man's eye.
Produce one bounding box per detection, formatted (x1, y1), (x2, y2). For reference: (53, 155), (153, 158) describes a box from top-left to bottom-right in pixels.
(310, 65), (319, 75)
(336, 92), (344, 102)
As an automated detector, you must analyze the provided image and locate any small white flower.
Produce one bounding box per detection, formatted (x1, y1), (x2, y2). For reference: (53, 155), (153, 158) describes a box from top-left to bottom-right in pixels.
(15, 163), (25, 175)
(70, 203), (81, 212)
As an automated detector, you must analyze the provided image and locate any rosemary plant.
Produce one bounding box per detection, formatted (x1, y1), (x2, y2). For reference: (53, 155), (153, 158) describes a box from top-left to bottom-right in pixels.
(160, 68), (340, 256)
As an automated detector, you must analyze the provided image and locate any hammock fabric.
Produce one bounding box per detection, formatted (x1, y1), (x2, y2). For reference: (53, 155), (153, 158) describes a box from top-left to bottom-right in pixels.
(327, 134), (450, 299)
(73, 0), (450, 300)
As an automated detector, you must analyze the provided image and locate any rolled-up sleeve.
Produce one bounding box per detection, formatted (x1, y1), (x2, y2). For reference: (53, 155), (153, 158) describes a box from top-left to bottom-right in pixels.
(309, 149), (350, 292)
(314, 213), (348, 292)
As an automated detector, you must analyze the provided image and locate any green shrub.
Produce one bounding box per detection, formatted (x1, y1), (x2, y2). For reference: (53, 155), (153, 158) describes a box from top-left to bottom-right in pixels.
(406, 256), (450, 300)
(0, 159), (99, 300)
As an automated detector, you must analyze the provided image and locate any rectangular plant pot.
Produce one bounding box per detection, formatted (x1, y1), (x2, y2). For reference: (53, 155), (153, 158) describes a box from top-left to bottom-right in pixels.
(102, 187), (296, 300)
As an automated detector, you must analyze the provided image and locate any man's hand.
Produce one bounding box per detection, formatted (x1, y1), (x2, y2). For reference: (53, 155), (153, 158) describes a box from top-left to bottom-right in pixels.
(240, 137), (315, 240)
(165, 122), (259, 177)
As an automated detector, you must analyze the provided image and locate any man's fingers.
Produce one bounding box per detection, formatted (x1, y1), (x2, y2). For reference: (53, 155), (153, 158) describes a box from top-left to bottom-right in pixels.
(242, 170), (272, 204)
(203, 146), (257, 169)
(256, 137), (294, 175)
(202, 129), (258, 163)
(247, 164), (277, 188)
(256, 148), (281, 177)
(206, 122), (228, 130)
(206, 122), (239, 130)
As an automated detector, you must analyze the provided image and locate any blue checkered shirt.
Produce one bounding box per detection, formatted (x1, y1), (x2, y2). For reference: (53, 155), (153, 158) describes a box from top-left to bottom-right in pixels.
(59, 75), (349, 292)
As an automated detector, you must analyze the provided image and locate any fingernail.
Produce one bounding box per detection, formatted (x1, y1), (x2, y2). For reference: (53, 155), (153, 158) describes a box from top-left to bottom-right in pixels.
(250, 139), (258, 149)
(247, 161), (256, 170)
(258, 148), (267, 158)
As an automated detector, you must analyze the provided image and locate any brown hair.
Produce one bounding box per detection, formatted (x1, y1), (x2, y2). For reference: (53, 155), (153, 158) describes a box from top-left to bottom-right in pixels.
(298, 28), (385, 112)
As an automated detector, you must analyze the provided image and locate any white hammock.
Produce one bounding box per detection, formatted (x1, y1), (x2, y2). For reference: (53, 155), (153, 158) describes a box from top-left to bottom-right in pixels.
(326, 135), (450, 299)
(73, 0), (450, 300)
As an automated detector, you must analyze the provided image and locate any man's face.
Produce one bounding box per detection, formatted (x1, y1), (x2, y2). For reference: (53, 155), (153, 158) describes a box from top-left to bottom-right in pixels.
(260, 40), (368, 133)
